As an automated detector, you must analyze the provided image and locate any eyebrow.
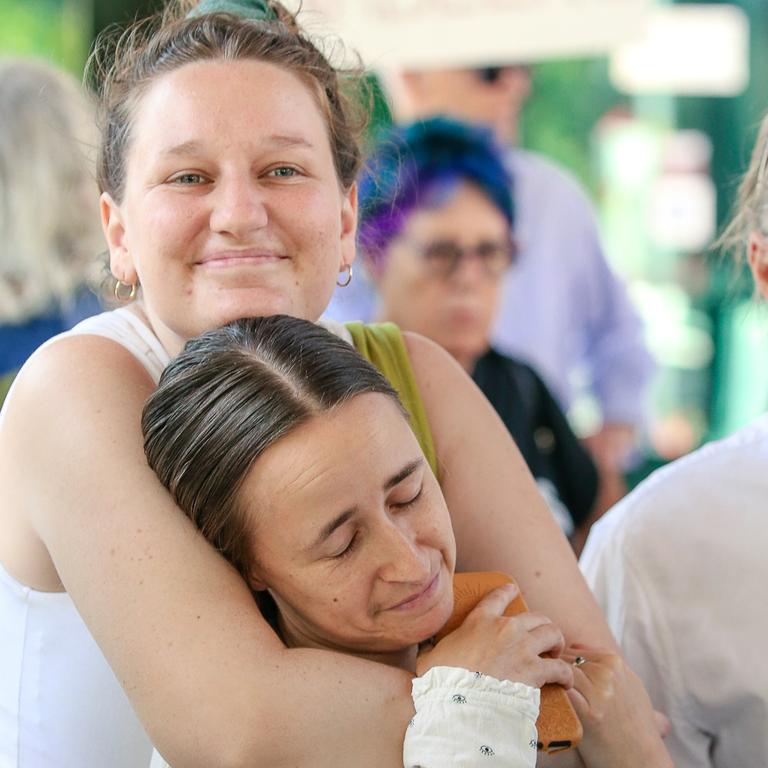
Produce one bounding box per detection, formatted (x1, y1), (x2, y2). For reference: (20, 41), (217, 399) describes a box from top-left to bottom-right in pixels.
(159, 134), (315, 158)
(309, 458), (425, 551)
(384, 458), (424, 491)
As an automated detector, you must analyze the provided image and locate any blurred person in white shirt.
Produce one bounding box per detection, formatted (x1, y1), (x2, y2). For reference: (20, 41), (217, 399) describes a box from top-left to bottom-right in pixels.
(580, 111), (768, 767)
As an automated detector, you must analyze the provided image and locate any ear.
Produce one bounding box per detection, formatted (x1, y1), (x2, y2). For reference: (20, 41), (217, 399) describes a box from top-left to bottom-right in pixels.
(100, 191), (137, 284)
(748, 229), (768, 299)
(248, 572), (269, 592)
(246, 567), (269, 593)
(338, 182), (358, 274)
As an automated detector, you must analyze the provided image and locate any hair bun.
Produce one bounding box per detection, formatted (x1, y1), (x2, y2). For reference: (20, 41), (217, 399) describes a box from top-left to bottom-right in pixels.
(188, 0), (300, 33)
(188, 0), (275, 20)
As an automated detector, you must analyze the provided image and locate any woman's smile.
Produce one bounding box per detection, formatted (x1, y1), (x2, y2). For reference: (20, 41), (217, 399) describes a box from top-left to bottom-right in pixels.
(195, 248), (289, 269)
(385, 568), (443, 613)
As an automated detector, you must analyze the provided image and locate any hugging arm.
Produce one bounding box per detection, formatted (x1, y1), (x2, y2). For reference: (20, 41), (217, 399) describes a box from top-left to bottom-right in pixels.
(403, 331), (617, 648)
(403, 332), (672, 765)
(1, 332), (664, 767)
(1, 336), (415, 768)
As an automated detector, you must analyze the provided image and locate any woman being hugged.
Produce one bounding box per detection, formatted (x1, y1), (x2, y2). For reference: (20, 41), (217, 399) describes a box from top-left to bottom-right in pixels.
(143, 314), (577, 768)
(0, 1), (667, 766)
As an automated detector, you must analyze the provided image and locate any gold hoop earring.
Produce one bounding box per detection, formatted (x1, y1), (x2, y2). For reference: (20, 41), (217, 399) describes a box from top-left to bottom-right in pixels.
(114, 280), (137, 303)
(336, 265), (353, 288)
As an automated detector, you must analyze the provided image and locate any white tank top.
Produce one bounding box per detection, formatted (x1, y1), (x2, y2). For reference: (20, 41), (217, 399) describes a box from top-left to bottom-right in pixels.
(0, 308), (166, 768)
(0, 308), (353, 768)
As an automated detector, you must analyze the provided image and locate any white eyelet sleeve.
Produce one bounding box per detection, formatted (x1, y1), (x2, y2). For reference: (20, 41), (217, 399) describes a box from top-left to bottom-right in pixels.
(403, 666), (540, 767)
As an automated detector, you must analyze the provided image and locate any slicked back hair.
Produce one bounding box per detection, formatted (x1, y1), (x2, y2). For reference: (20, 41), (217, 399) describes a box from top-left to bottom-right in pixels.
(142, 315), (403, 583)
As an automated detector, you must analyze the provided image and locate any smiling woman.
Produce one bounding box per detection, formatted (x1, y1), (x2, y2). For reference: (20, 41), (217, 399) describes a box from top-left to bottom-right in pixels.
(102, 57), (355, 348)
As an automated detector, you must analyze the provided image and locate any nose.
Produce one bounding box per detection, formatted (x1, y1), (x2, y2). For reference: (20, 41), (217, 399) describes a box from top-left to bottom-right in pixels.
(448, 251), (488, 288)
(209, 175), (269, 238)
(375, 519), (432, 584)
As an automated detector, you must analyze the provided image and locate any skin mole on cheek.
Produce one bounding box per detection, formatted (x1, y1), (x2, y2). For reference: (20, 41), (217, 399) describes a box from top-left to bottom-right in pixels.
(535, 570), (542, 578)
(333, 597), (339, 603)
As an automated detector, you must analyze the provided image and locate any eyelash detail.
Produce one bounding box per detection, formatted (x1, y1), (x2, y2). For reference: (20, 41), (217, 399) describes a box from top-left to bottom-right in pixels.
(330, 485), (423, 561)
(394, 486), (423, 510)
(169, 173), (208, 185)
(333, 532), (359, 560)
(266, 166), (301, 179)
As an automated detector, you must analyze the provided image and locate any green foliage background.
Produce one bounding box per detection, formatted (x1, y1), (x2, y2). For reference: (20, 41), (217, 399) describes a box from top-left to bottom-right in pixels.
(0, 0), (91, 74)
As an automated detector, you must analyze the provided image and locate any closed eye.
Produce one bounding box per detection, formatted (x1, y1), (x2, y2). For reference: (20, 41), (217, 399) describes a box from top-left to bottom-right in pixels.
(392, 486), (423, 510)
(332, 531), (359, 560)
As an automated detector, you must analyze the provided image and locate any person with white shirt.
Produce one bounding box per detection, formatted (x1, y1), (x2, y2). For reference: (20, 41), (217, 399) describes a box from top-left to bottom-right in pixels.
(580, 111), (768, 767)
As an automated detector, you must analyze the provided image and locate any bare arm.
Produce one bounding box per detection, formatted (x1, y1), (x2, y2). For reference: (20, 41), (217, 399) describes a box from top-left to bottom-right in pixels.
(404, 333), (673, 764)
(1, 336), (413, 768)
(404, 332), (617, 649)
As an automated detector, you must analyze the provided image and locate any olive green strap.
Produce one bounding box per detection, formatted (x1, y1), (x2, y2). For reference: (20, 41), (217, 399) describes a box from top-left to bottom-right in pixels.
(346, 322), (438, 479)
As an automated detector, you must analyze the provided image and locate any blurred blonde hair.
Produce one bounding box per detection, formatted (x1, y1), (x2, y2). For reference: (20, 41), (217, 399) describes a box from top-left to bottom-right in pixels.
(717, 113), (768, 266)
(0, 58), (104, 324)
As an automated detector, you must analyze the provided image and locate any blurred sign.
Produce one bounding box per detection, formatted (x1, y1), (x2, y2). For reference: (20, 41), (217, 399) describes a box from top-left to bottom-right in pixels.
(648, 130), (717, 253)
(610, 4), (749, 96)
(649, 174), (716, 252)
(294, 0), (652, 69)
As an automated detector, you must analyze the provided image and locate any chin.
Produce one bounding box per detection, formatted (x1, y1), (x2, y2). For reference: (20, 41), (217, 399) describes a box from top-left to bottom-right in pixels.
(421, 585), (457, 642)
(207, 295), (299, 328)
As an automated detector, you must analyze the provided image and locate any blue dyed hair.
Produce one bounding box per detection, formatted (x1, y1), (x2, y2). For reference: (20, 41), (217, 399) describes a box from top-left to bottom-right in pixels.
(358, 116), (514, 267)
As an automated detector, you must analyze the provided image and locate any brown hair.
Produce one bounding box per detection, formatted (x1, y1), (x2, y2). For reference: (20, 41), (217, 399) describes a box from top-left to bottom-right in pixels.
(86, 0), (369, 203)
(142, 315), (403, 584)
(717, 113), (768, 266)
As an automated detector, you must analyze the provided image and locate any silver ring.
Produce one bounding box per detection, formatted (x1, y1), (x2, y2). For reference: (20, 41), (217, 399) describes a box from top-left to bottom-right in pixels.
(573, 655), (588, 667)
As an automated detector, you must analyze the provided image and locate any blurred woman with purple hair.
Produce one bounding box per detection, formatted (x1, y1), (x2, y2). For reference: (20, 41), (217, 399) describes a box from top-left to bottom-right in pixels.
(357, 117), (598, 542)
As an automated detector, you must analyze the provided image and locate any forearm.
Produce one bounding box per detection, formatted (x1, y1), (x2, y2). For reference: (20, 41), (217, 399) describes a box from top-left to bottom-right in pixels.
(210, 647), (415, 768)
(150, 646), (414, 768)
(448, 483), (617, 650)
(405, 334), (619, 651)
(8, 340), (416, 768)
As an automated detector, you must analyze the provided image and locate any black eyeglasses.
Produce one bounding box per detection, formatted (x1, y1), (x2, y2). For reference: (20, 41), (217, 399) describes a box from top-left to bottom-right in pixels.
(404, 238), (517, 278)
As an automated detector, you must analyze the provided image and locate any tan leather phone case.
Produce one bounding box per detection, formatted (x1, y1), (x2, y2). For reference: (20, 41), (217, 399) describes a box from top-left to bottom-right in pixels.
(434, 572), (582, 753)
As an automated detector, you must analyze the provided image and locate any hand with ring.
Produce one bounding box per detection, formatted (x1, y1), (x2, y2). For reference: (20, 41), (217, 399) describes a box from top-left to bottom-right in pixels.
(562, 645), (673, 768)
